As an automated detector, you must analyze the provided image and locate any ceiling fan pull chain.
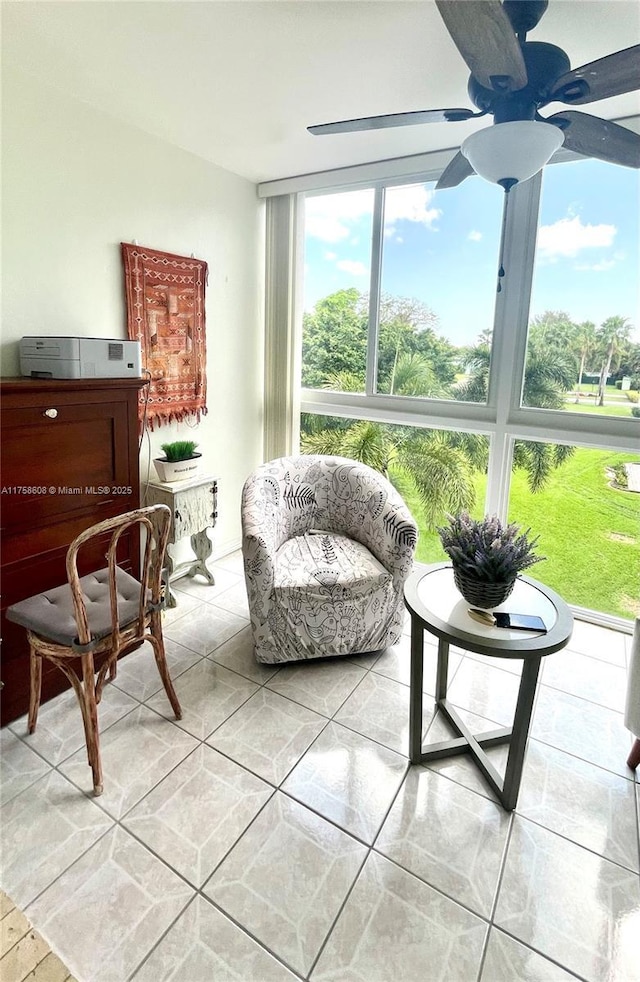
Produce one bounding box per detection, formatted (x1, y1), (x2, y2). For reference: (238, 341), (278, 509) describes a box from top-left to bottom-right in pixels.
(496, 186), (512, 294)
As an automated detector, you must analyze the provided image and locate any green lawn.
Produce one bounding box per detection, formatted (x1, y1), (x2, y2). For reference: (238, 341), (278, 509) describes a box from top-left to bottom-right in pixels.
(402, 448), (639, 621)
(562, 400), (638, 418)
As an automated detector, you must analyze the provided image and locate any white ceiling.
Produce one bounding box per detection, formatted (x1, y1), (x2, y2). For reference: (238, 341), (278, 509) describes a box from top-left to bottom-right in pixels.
(3, 0), (639, 184)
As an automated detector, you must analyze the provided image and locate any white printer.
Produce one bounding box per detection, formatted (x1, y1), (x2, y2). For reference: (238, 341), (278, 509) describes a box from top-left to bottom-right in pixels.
(20, 337), (142, 379)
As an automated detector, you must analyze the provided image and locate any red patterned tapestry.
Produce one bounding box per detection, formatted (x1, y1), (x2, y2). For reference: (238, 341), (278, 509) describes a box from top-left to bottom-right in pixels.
(121, 243), (208, 429)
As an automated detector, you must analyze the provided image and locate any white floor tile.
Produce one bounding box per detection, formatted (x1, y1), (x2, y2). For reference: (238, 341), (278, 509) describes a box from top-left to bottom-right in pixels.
(495, 817), (640, 982)
(204, 793), (366, 977)
(123, 745), (273, 886)
(131, 895), (298, 981)
(164, 602), (247, 656)
(1, 619), (637, 982)
(207, 688), (327, 785)
(446, 657), (522, 727)
(371, 631), (463, 692)
(311, 851), (487, 982)
(282, 721), (408, 843)
(26, 826), (194, 982)
(0, 727), (51, 807)
(208, 624), (281, 683)
(58, 705), (198, 818)
(266, 658), (367, 716)
(9, 683), (138, 767)
(110, 638), (202, 703)
(532, 685), (635, 779)
(376, 766), (511, 917)
(481, 928), (578, 981)
(1, 770), (113, 907)
(334, 672), (418, 755)
(541, 647), (628, 711)
(517, 739), (640, 871)
(567, 619), (627, 666)
(172, 565), (241, 604)
(146, 658), (258, 740)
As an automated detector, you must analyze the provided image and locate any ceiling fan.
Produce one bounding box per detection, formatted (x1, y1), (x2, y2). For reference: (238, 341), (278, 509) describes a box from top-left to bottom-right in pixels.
(308, 0), (640, 191)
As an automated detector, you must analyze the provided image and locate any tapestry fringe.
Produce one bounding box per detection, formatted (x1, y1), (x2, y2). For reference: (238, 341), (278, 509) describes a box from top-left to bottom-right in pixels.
(141, 406), (208, 434)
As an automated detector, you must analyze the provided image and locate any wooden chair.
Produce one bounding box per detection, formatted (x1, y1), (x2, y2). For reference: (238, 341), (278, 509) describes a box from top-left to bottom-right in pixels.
(6, 505), (182, 795)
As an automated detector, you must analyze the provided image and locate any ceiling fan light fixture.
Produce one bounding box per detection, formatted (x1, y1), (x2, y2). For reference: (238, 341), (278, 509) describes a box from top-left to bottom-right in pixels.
(461, 120), (565, 189)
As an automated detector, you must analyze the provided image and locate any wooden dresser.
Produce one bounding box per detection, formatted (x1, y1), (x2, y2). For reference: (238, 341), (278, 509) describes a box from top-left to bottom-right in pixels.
(0, 377), (146, 725)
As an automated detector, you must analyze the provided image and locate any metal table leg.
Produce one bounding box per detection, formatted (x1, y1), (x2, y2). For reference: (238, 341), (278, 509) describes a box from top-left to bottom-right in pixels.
(412, 638), (542, 811)
(409, 615), (425, 763)
(500, 654), (541, 810)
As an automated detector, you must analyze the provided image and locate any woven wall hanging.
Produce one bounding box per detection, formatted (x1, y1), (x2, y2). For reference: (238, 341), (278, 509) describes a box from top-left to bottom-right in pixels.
(121, 243), (208, 429)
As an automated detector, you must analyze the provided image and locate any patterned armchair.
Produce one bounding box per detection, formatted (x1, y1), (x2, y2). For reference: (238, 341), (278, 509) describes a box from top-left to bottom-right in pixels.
(241, 455), (418, 664)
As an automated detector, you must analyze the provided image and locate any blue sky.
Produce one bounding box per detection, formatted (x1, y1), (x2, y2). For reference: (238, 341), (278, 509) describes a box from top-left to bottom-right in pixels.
(303, 157), (639, 347)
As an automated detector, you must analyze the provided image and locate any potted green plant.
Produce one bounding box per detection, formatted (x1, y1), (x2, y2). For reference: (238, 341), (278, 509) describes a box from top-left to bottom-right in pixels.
(437, 512), (545, 609)
(154, 440), (202, 483)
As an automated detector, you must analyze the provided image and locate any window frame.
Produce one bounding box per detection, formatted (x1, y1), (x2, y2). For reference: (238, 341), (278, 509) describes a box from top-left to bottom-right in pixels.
(261, 140), (639, 630)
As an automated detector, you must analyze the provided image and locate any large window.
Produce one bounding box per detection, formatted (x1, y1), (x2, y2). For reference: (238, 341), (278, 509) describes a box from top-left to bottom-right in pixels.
(300, 413), (488, 562)
(302, 176), (503, 403)
(302, 189), (374, 394)
(523, 159), (639, 417)
(507, 443), (640, 620)
(265, 141), (639, 624)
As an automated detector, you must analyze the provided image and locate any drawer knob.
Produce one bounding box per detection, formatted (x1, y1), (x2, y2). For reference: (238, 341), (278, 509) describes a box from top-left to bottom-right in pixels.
(43, 408), (58, 419)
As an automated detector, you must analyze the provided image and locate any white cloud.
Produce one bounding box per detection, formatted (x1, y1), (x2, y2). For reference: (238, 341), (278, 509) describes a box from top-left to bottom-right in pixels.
(305, 184), (441, 244)
(385, 185), (442, 228)
(324, 251), (337, 261)
(336, 259), (368, 276)
(575, 258), (616, 272)
(537, 215), (617, 262)
(468, 230), (483, 242)
(305, 190), (373, 242)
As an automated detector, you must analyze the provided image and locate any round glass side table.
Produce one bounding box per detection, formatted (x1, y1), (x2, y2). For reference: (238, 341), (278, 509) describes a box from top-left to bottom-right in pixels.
(404, 562), (574, 811)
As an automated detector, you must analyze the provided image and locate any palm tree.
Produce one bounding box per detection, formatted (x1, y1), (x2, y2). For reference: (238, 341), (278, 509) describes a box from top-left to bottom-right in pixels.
(595, 316), (632, 406)
(521, 344), (577, 409)
(573, 321), (597, 402)
(456, 336), (576, 491)
(301, 420), (477, 528)
(384, 352), (448, 398)
(301, 361), (478, 528)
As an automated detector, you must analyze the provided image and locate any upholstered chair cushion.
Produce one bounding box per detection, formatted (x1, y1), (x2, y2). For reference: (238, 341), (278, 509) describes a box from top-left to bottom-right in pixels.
(6, 567), (143, 646)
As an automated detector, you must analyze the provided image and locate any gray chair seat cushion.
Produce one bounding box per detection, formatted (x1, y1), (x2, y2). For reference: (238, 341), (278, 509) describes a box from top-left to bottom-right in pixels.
(6, 567), (143, 646)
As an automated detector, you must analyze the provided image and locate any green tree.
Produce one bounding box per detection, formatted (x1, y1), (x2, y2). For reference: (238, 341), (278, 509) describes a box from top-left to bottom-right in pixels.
(301, 288), (367, 389)
(456, 331), (576, 491)
(301, 289), (457, 393)
(612, 341), (640, 387)
(596, 316), (633, 406)
(528, 311), (578, 354)
(573, 320), (598, 401)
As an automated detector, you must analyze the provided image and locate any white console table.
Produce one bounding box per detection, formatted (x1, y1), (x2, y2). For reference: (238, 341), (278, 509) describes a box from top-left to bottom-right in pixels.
(145, 474), (218, 607)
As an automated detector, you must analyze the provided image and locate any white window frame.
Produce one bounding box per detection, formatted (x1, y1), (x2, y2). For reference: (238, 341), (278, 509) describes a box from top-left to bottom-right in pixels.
(259, 137), (639, 631)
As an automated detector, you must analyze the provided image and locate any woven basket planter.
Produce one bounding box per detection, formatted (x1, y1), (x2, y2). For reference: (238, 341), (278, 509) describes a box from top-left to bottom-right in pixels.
(453, 567), (516, 610)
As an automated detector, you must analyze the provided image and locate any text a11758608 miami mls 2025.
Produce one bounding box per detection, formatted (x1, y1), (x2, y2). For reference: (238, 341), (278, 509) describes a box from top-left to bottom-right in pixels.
(1, 485), (134, 496)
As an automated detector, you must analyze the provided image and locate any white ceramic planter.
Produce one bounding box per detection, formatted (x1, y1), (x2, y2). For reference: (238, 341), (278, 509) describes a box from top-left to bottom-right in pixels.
(154, 453), (202, 483)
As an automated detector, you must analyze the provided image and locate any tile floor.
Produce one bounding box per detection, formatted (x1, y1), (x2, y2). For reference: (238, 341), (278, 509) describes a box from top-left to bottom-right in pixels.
(1, 553), (639, 982)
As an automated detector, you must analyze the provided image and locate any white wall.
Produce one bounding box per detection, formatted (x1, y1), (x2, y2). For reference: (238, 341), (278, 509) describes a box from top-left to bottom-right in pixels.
(1, 67), (265, 557)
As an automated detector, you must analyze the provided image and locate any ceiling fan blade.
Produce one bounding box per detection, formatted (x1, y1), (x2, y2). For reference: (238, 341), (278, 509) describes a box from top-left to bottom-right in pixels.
(545, 45), (640, 105)
(308, 107), (477, 136)
(435, 151), (476, 189)
(435, 0), (528, 92)
(547, 111), (640, 168)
